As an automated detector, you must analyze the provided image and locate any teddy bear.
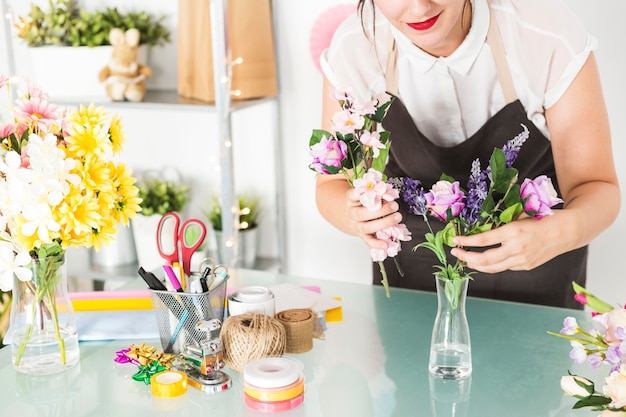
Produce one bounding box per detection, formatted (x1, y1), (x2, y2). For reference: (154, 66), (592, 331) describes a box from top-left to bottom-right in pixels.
(98, 28), (152, 102)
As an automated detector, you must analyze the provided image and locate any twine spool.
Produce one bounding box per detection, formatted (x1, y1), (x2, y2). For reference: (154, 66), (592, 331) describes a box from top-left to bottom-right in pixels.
(221, 313), (286, 373)
(275, 309), (314, 354)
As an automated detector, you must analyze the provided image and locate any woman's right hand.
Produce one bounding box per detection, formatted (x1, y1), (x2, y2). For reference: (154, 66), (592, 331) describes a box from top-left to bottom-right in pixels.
(344, 187), (403, 250)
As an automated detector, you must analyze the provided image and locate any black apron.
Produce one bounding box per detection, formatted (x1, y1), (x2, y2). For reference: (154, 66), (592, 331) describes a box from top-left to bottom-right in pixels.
(374, 8), (586, 309)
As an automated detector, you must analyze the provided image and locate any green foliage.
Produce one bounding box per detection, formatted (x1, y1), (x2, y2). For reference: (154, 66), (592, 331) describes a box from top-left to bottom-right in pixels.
(205, 194), (262, 231)
(137, 178), (190, 217)
(16, 0), (171, 47)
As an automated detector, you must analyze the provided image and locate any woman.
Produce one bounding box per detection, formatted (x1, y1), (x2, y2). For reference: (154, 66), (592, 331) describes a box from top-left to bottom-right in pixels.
(315, 0), (620, 308)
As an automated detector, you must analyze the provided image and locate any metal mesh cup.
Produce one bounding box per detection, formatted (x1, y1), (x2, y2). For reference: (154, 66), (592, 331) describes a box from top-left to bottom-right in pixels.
(150, 278), (227, 354)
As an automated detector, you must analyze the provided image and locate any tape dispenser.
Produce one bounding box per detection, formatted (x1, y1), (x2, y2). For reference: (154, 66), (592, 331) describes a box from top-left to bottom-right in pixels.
(174, 319), (232, 393)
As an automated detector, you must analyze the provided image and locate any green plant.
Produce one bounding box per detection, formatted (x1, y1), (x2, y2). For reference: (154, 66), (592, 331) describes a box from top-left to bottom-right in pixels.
(15, 0), (171, 47)
(205, 194), (262, 231)
(137, 178), (190, 217)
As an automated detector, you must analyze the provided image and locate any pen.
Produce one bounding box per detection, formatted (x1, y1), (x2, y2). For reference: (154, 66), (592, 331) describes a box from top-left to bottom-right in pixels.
(173, 261), (185, 291)
(163, 265), (184, 293)
(199, 267), (211, 292)
(138, 267), (167, 291)
(165, 309), (189, 352)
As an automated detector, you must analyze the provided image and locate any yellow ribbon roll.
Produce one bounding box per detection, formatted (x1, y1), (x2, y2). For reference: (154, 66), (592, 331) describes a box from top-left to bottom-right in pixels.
(150, 370), (188, 398)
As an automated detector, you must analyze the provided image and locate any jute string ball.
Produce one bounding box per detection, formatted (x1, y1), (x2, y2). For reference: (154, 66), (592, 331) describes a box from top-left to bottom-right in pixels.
(221, 313), (286, 373)
(275, 309), (315, 354)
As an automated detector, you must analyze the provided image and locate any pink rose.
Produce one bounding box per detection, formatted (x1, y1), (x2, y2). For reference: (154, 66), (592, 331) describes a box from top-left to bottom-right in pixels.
(604, 365), (626, 409)
(602, 307), (626, 344)
(309, 136), (347, 174)
(425, 180), (465, 221)
(520, 175), (562, 219)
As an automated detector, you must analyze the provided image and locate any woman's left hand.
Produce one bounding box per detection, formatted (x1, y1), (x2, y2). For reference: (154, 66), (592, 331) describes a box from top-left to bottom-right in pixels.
(450, 212), (572, 273)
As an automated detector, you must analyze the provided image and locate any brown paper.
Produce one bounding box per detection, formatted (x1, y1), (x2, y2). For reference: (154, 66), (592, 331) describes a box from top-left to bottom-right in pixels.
(177, 0), (278, 103)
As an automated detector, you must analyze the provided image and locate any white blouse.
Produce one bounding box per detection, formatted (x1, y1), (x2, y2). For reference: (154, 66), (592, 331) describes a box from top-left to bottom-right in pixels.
(320, 0), (596, 147)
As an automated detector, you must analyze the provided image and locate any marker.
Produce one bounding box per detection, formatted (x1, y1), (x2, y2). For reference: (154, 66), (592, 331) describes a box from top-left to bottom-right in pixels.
(173, 261), (185, 290)
(163, 265), (184, 292)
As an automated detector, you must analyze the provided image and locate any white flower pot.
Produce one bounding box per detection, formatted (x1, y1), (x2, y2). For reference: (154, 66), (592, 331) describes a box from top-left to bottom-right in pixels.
(131, 214), (163, 272)
(21, 45), (148, 102)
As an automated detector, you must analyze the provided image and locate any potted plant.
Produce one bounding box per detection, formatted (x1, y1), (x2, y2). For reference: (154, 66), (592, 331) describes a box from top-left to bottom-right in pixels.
(130, 177), (191, 271)
(204, 193), (262, 268)
(13, 0), (171, 100)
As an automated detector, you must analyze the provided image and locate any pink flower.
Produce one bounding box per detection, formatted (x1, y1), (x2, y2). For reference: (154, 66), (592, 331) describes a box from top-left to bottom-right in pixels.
(309, 135), (347, 174)
(359, 131), (385, 157)
(0, 123), (16, 140)
(604, 365), (626, 409)
(520, 175), (563, 219)
(331, 109), (364, 135)
(370, 223), (412, 261)
(350, 97), (377, 116)
(602, 308), (626, 344)
(353, 169), (398, 211)
(0, 74), (9, 90)
(425, 180), (465, 221)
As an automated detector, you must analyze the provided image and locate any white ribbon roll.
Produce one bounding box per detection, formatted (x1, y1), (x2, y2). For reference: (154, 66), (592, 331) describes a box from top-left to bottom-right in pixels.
(242, 357), (302, 389)
(228, 286), (275, 316)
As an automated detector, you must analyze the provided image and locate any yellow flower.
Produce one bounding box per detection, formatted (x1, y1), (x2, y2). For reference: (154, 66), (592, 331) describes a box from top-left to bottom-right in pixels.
(64, 123), (109, 159)
(56, 187), (101, 247)
(108, 113), (126, 155)
(111, 163), (142, 224)
(67, 104), (108, 130)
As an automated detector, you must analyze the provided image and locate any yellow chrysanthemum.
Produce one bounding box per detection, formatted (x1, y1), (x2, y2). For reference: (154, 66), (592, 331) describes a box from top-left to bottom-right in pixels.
(108, 113), (126, 155)
(55, 188), (102, 247)
(88, 218), (119, 251)
(64, 123), (109, 159)
(80, 154), (113, 196)
(67, 104), (108, 129)
(111, 163), (142, 224)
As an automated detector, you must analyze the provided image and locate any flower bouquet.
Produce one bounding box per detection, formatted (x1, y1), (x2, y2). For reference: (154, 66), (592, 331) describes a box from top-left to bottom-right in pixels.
(0, 74), (142, 373)
(398, 124), (562, 305)
(549, 283), (626, 414)
(308, 88), (411, 297)
(397, 124), (562, 379)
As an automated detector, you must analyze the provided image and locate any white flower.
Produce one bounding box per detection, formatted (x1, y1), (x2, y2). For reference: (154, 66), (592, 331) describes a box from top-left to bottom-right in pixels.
(0, 243), (32, 291)
(561, 375), (593, 397)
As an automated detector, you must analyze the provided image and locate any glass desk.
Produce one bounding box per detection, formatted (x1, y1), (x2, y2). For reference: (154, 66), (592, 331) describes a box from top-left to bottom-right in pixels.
(0, 269), (599, 417)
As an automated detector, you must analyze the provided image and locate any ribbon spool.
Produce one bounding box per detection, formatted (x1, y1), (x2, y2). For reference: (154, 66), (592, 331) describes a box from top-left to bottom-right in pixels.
(150, 370), (188, 398)
(221, 313), (286, 373)
(275, 309), (315, 354)
(242, 357), (305, 412)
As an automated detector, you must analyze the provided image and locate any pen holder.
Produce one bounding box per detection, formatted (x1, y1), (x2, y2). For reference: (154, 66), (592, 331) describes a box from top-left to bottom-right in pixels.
(150, 278), (227, 354)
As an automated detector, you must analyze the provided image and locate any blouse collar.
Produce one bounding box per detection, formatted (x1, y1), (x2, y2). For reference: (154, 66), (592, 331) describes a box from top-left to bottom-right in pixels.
(390, 0), (489, 75)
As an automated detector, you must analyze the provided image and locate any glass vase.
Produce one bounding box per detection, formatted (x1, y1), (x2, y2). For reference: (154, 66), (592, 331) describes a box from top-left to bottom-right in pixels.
(10, 254), (80, 374)
(429, 276), (472, 380)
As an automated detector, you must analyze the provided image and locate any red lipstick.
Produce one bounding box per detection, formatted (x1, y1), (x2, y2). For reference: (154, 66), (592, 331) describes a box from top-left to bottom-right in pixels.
(407, 14), (440, 31)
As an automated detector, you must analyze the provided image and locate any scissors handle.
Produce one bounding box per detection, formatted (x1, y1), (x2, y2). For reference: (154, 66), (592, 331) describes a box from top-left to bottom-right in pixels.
(179, 219), (207, 276)
(156, 212), (181, 265)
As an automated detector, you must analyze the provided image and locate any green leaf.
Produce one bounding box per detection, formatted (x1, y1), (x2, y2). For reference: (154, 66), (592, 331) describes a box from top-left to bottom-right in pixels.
(489, 148), (506, 185)
(309, 129), (332, 147)
(441, 221), (457, 247)
(440, 173), (456, 183)
(499, 202), (523, 224)
(572, 395), (611, 409)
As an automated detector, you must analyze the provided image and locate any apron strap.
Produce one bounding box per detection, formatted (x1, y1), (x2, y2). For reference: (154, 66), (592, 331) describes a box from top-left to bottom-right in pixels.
(487, 7), (518, 103)
(385, 28), (399, 96)
(384, 5), (518, 104)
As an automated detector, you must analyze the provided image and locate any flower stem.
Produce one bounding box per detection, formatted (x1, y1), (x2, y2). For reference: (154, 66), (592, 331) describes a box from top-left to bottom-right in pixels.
(378, 261), (391, 298)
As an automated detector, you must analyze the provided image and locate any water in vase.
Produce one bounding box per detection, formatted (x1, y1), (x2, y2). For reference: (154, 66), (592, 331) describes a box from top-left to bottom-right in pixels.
(429, 342), (472, 380)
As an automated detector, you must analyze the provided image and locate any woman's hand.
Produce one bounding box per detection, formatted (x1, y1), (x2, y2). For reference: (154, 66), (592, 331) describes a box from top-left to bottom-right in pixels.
(345, 188), (403, 250)
(450, 211), (574, 273)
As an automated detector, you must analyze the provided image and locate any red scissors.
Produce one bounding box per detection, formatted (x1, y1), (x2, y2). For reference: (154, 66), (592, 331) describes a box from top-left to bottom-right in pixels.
(156, 212), (207, 277)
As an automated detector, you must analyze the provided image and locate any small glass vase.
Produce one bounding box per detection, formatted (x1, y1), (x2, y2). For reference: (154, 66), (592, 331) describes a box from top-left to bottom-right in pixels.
(429, 276), (472, 380)
(10, 254), (80, 375)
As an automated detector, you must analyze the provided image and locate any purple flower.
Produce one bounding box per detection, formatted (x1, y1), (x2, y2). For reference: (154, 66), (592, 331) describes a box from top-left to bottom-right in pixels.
(501, 124), (529, 168)
(309, 135), (348, 174)
(520, 175), (563, 219)
(587, 353), (604, 370)
(400, 177), (427, 216)
(560, 317), (579, 335)
(462, 159), (488, 225)
(425, 180), (465, 221)
(569, 341), (587, 364)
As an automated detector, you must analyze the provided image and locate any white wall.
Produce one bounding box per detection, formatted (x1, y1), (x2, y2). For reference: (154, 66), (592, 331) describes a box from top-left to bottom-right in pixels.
(1, 1), (625, 305)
